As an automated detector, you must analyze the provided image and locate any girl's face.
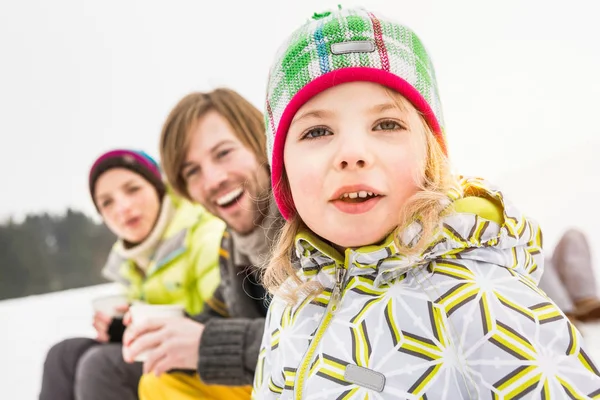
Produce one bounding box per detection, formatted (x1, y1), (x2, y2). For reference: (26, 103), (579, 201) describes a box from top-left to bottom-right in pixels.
(95, 168), (161, 244)
(284, 82), (426, 249)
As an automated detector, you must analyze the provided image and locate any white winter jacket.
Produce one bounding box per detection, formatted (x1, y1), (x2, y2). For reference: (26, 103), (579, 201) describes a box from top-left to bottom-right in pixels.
(253, 177), (600, 399)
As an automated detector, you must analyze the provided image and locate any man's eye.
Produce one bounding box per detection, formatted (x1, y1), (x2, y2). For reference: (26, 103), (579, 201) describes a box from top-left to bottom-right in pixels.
(184, 166), (200, 179)
(216, 149), (232, 159)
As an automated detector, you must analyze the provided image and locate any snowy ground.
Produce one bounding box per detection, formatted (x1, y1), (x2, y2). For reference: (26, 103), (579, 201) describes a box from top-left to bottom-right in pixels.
(0, 283), (122, 399)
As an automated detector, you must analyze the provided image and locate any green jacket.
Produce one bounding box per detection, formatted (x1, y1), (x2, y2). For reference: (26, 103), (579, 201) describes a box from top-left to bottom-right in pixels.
(101, 195), (225, 315)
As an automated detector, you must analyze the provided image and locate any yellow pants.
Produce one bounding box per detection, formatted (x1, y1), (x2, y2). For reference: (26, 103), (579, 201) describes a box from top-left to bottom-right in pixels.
(139, 372), (252, 400)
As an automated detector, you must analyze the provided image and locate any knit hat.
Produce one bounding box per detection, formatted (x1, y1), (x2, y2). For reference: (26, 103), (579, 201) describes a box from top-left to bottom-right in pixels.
(265, 7), (446, 220)
(89, 149), (166, 210)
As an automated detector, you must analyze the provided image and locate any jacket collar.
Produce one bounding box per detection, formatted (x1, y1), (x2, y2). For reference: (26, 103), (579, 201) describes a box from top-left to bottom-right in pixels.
(293, 176), (543, 287)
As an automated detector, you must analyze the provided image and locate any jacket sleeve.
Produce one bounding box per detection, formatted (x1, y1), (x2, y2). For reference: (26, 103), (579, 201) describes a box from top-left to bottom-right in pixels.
(191, 227), (266, 386)
(189, 226), (233, 324)
(190, 281), (230, 323)
(252, 304), (280, 398)
(196, 316), (266, 386)
(186, 212), (226, 315)
(445, 262), (600, 399)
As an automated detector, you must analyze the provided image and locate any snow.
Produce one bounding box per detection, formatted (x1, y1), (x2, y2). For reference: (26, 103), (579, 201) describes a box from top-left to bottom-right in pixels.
(493, 141), (600, 264)
(0, 284), (122, 399)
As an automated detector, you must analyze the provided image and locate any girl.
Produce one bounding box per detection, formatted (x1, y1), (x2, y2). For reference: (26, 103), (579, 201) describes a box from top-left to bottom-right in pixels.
(40, 149), (224, 400)
(253, 7), (600, 399)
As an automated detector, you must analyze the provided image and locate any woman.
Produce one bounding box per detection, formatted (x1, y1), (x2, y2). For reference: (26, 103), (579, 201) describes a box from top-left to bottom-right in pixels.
(39, 149), (224, 400)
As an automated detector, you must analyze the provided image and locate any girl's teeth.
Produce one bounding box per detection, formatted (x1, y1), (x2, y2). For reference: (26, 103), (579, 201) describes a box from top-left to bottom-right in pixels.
(340, 191), (379, 200)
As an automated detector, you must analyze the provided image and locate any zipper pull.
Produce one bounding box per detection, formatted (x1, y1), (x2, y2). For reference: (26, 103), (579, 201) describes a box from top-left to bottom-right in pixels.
(329, 265), (346, 314)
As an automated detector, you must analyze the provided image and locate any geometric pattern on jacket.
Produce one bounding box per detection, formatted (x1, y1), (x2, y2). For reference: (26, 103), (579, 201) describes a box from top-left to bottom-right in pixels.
(253, 177), (600, 399)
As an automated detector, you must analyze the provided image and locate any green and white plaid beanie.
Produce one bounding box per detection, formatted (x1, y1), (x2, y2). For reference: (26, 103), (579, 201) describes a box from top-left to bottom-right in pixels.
(266, 6), (446, 220)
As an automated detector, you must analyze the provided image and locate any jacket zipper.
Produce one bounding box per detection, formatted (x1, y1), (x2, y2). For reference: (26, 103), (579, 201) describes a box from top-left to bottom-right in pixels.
(294, 264), (347, 400)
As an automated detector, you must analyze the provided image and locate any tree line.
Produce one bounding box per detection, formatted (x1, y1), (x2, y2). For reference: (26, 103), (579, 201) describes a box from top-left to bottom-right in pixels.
(0, 209), (115, 300)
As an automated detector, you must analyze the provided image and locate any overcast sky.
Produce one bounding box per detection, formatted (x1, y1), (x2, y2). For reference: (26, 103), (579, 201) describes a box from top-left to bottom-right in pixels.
(1, 0), (598, 220)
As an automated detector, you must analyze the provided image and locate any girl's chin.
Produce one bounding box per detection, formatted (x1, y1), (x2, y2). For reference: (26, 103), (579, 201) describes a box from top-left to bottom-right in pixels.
(324, 230), (391, 250)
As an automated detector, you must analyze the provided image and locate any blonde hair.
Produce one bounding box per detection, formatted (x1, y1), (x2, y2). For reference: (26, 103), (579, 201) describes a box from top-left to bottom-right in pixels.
(160, 88), (267, 200)
(263, 93), (456, 302)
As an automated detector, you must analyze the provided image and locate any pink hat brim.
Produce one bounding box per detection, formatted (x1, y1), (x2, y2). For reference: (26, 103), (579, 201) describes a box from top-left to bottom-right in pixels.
(271, 67), (446, 221)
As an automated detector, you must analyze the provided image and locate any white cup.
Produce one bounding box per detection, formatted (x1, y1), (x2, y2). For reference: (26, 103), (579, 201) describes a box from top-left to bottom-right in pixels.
(128, 303), (185, 362)
(92, 294), (130, 318)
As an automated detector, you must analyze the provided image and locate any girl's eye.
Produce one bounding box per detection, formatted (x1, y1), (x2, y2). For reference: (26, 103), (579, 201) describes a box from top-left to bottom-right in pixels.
(374, 120), (405, 131)
(126, 186), (140, 194)
(302, 127), (332, 140)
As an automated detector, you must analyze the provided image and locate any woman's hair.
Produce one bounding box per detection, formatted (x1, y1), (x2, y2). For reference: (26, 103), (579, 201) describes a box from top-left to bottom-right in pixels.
(160, 88), (267, 200)
(263, 93), (456, 302)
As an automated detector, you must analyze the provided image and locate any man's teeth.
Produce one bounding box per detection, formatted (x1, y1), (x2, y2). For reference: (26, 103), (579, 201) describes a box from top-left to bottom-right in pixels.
(216, 188), (244, 206)
(340, 191), (378, 199)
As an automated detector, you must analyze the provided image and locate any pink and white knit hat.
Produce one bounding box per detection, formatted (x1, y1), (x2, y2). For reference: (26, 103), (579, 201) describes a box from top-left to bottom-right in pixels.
(89, 149), (166, 210)
(264, 7), (447, 220)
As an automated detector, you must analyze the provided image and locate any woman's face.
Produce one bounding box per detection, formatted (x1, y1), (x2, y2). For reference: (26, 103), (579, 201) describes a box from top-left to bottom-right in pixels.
(94, 168), (161, 244)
